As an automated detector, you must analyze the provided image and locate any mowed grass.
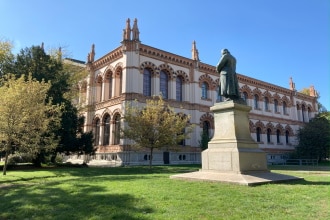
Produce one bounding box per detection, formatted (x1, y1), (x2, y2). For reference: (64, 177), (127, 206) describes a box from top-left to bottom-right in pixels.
(0, 165), (329, 220)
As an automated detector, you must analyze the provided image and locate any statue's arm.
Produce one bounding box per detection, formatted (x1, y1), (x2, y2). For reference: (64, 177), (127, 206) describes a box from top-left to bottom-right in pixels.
(216, 55), (227, 73)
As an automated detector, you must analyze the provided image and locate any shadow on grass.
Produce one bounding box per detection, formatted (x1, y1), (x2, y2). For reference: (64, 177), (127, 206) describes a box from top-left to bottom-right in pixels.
(0, 182), (153, 219)
(5, 164), (200, 177)
(276, 178), (330, 186)
(1, 164), (201, 185)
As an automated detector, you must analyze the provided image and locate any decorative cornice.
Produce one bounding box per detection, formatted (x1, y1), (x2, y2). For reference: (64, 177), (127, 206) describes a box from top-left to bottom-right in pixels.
(91, 46), (123, 70)
(139, 44), (194, 68)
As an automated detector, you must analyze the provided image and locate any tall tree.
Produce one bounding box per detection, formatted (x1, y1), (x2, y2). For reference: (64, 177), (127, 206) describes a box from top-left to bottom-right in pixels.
(0, 75), (62, 175)
(295, 112), (330, 162)
(122, 96), (193, 168)
(2, 44), (94, 164)
(0, 40), (14, 78)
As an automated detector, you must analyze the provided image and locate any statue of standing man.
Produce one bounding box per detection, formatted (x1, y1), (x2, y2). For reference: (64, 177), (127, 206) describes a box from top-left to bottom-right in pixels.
(216, 49), (240, 101)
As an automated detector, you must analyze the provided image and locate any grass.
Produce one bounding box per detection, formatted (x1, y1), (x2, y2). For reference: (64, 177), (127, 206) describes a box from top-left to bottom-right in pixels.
(0, 164), (329, 220)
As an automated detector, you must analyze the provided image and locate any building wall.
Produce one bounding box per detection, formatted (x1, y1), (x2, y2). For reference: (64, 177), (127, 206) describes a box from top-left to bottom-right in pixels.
(77, 21), (318, 166)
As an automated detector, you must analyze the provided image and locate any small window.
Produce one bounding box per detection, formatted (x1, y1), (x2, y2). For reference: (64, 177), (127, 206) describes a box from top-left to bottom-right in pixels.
(103, 115), (110, 145)
(267, 128), (271, 143)
(264, 97), (269, 111)
(254, 94), (259, 109)
(283, 101), (287, 114)
(143, 68), (152, 96)
(202, 82), (208, 99)
(274, 99), (278, 112)
(256, 127), (262, 142)
(285, 130), (289, 144)
(94, 118), (100, 146)
(276, 129), (281, 144)
(176, 76), (183, 101)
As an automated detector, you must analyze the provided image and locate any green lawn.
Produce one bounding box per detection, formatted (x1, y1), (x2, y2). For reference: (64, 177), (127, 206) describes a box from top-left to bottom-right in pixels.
(0, 165), (329, 220)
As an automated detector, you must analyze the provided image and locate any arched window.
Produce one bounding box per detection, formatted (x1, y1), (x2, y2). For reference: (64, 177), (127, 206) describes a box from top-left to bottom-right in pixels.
(308, 107), (312, 120)
(302, 105), (306, 122)
(242, 92), (248, 104)
(108, 76), (113, 99)
(276, 129), (281, 144)
(103, 115), (110, 145)
(94, 118), (100, 146)
(96, 76), (103, 102)
(283, 101), (287, 114)
(203, 121), (210, 138)
(119, 70), (123, 95)
(256, 127), (262, 142)
(143, 68), (151, 96)
(285, 130), (290, 144)
(254, 94), (259, 109)
(267, 128), (271, 143)
(160, 70), (168, 99)
(274, 99), (278, 112)
(201, 82), (208, 99)
(176, 76), (183, 101)
(264, 97), (269, 111)
(113, 114), (121, 145)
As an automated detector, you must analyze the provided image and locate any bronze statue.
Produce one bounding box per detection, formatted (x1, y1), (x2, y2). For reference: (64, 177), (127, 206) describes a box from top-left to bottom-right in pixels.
(216, 49), (240, 101)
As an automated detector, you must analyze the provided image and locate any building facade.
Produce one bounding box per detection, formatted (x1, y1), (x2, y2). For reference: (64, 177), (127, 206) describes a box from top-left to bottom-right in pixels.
(74, 18), (318, 166)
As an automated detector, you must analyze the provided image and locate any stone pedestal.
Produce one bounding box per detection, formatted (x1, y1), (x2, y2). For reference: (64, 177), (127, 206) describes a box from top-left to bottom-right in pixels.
(171, 100), (302, 186)
(202, 101), (268, 173)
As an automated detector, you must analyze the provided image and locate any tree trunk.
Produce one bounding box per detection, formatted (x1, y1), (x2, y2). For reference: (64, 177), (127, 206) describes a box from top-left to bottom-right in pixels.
(50, 153), (57, 163)
(2, 150), (9, 176)
(32, 153), (43, 167)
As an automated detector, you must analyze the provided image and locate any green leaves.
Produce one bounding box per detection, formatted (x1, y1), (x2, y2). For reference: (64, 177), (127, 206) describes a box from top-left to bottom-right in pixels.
(296, 112), (330, 160)
(122, 96), (193, 167)
(0, 74), (62, 174)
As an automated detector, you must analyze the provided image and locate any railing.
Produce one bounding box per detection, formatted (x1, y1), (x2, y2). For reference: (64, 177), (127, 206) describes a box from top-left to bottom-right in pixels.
(285, 159), (318, 166)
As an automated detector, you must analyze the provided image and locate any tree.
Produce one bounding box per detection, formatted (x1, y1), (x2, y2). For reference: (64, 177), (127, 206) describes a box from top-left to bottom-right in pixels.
(3, 45), (94, 164)
(295, 112), (330, 162)
(0, 40), (14, 78)
(0, 75), (62, 175)
(199, 131), (211, 150)
(122, 96), (193, 168)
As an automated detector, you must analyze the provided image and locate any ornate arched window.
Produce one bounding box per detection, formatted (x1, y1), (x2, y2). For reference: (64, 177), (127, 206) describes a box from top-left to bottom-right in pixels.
(276, 129), (281, 144)
(302, 105), (306, 122)
(274, 99), (279, 112)
(242, 92), (248, 104)
(267, 128), (271, 143)
(256, 127), (262, 142)
(283, 101), (287, 114)
(94, 118), (100, 146)
(203, 121), (211, 138)
(201, 82), (208, 99)
(285, 130), (290, 144)
(176, 76), (183, 101)
(160, 70), (168, 99)
(264, 97), (269, 111)
(143, 68), (152, 96)
(103, 115), (110, 145)
(254, 94), (259, 109)
(113, 114), (121, 145)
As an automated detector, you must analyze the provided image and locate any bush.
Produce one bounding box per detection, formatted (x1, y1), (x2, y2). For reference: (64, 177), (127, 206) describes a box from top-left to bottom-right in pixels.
(8, 153), (34, 165)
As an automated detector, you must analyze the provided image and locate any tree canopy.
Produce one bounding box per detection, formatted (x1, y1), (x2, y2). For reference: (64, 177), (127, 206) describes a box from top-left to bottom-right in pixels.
(0, 75), (62, 175)
(0, 40), (14, 78)
(122, 96), (193, 167)
(0, 42), (94, 166)
(295, 111), (330, 161)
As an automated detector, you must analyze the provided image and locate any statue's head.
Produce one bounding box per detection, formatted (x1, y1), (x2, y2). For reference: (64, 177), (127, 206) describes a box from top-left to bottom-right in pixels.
(221, 48), (229, 55)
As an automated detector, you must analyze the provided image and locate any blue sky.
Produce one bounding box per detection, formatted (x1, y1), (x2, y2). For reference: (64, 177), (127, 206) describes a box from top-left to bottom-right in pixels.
(1, 0), (329, 110)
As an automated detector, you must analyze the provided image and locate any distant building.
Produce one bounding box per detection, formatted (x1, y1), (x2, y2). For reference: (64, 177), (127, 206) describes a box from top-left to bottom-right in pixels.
(73, 18), (318, 166)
